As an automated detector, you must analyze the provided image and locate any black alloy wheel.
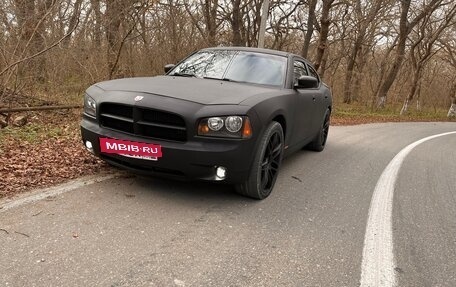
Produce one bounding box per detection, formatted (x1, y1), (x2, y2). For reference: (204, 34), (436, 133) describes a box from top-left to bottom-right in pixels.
(308, 109), (330, 152)
(260, 130), (282, 191)
(235, 122), (284, 199)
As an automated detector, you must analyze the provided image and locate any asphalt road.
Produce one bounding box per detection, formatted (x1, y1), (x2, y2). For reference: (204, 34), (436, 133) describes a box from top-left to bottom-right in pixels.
(1, 122), (455, 287)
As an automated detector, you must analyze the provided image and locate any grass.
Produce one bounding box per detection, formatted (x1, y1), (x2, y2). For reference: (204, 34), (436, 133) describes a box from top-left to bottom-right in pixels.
(0, 124), (65, 144)
(332, 103), (453, 122)
(0, 110), (81, 153)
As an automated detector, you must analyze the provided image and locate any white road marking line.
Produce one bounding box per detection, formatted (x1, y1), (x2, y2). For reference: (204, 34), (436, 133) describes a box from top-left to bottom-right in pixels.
(360, 131), (456, 287)
(0, 173), (119, 212)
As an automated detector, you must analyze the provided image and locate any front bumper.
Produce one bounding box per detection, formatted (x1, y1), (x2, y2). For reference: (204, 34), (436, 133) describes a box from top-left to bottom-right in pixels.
(81, 118), (257, 184)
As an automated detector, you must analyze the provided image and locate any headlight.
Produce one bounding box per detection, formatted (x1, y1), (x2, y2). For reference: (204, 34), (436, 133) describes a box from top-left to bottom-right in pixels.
(225, 116), (243, 132)
(207, 117), (224, 131)
(198, 116), (252, 139)
(84, 94), (97, 117)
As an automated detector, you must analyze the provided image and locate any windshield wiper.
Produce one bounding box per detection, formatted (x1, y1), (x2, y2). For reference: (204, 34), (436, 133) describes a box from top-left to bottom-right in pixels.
(203, 76), (238, 82)
(172, 72), (196, 77)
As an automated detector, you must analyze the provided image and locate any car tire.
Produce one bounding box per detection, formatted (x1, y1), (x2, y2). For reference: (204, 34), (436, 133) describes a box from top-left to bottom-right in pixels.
(235, 122), (284, 200)
(307, 108), (330, 152)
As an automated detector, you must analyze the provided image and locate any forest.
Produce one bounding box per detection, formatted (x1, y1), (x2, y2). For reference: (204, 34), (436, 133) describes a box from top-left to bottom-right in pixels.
(0, 0), (455, 116)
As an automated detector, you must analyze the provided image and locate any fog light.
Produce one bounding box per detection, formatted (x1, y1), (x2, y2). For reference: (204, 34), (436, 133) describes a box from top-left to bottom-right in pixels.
(85, 140), (94, 153)
(216, 166), (227, 180)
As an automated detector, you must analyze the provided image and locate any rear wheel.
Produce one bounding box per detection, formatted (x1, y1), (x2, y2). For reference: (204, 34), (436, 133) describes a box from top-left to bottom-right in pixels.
(307, 109), (330, 152)
(235, 122), (284, 200)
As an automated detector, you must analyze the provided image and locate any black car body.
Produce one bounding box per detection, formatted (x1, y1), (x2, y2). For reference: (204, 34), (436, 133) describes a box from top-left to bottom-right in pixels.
(81, 47), (332, 199)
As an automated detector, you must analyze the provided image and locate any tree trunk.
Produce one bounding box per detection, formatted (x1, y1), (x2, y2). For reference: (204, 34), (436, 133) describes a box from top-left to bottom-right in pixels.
(343, 0), (384, 104)
(14, 0), (40, 80)
(252, 0), (263, 47)
(448, 101), (456, 118)
(14, 0), (35, 44)
(203, 0), (218, 46)
(415, 84), (422, 111)
(91, 0), (102, 46)
(448, 83), (456, 117)
(63, 0), (83, 47)
(231, 0), (243, 46)
(314, 0), (334, 74)
(301, 0), (317, 58)
(352, 45), (370, 104)
(400, 68), (421, 115)
(343, 34), (364, 104)
(15, 0), (55, 83)
(377, 26), (408, 108)
(257, 0), (269, 48)
(105, 0), (125, 79)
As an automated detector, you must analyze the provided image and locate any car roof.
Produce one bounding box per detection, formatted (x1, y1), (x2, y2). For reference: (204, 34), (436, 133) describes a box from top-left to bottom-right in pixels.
(201, 46), (311, 65)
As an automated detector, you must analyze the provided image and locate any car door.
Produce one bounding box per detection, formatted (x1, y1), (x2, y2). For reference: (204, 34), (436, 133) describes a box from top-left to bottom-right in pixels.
(292, 59), (318, 145)
(306, 63), (326, 135)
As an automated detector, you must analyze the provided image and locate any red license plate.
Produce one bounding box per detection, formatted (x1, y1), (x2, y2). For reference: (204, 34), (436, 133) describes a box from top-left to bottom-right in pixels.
(99, 138), (162, 160)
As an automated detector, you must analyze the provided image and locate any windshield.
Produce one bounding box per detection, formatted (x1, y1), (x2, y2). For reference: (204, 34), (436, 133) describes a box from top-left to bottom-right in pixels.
(169, 50), (287, 87)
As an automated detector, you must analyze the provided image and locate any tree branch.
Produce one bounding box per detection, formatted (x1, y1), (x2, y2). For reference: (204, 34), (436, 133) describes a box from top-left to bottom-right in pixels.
(0, 105), (82, 113)
(0, 19), (80, 77)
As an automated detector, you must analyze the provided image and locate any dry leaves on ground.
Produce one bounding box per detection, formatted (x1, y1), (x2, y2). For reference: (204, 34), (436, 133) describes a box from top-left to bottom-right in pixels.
(0, 108), (111, 198)
(0, 135), (109, 197)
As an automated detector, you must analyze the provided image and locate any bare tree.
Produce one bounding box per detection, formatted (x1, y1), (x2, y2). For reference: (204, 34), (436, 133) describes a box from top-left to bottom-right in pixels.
(223, 0), (264, 47)
(400, 3), (456, 115)
(62, 0), (83, 47)
(105, 0), (125, 79)
(301, 0), (318, 58)
(13, 0), (55, 82)
(314, 0), (335, 75)
(91, 0), (102, 46)
(376, 0), (445, 108)
(342, 0), (390, 104)
(231, 0), (244, 45)
(184, 0), (222, 46)
(268, 0), (305, 51)
(441, 33), (456, 117)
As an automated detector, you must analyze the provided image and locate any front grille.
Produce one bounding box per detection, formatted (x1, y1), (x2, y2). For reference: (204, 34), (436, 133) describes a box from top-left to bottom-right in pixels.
(100, 103), (187, 142)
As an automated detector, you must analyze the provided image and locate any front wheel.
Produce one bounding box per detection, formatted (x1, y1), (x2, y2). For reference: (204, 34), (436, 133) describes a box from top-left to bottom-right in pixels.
(235, 122), (284, 200)
(307, 109), (330, 152)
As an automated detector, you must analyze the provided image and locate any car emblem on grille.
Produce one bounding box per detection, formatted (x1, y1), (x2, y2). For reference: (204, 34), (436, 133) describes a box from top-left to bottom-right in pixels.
(134, 96), (144, 102)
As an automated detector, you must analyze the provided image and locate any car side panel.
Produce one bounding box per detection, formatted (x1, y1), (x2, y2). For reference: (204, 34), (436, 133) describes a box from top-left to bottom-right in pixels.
(312, 84), (332, 127)
(244, 92), (305, 155)
(292, 88), (319, 145)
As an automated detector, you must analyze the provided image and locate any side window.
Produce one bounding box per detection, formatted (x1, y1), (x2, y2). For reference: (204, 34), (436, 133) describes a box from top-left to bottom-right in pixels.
(293, 60), (308, 84)
(307, 64), (320, 85)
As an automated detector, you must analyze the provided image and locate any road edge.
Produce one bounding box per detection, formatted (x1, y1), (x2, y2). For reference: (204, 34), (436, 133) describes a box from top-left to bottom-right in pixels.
(0, 172), (122, 213)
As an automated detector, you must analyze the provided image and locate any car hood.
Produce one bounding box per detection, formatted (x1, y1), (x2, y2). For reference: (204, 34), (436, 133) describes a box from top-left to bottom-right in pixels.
(94, 76), (280, 105)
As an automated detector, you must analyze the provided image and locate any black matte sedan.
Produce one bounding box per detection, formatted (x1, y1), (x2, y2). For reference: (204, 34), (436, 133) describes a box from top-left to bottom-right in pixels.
(81, 47), (332, 199)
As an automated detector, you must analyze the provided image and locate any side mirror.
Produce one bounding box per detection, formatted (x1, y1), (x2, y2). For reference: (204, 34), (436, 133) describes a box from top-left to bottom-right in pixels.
(295, 76), (318, 89)
(164, 64), (175, 74)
